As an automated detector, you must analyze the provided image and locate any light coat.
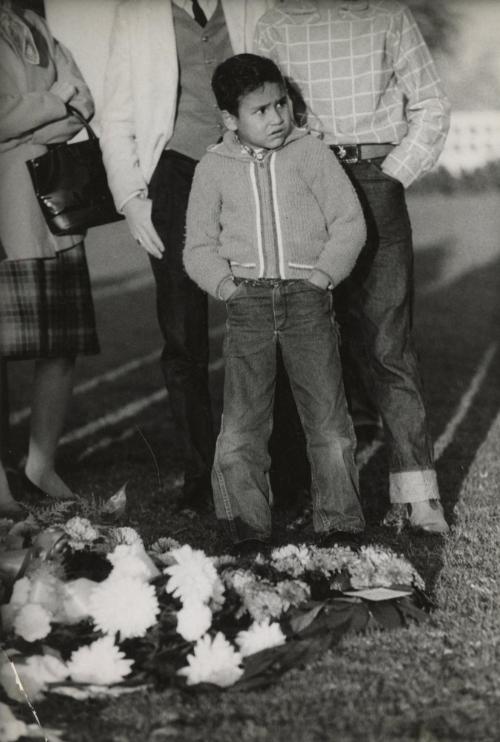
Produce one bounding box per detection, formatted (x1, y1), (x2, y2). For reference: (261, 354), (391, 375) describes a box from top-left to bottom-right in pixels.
(0, 9), (94, 260)
(100, 0), (275, 211)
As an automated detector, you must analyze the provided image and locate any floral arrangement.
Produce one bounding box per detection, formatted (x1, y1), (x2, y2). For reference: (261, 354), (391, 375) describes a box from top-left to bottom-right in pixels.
(0, 493), (429, 733)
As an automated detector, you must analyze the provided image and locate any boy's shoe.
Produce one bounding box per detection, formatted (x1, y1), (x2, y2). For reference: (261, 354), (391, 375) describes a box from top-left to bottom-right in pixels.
(232, 539), (269, 557)
(316, 530), (364, 548)
(383, 500), (449, 535)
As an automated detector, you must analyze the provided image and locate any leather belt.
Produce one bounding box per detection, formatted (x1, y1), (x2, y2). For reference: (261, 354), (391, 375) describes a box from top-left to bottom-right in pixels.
(234, 277), (297, 287)
(329, 143), (394, 164)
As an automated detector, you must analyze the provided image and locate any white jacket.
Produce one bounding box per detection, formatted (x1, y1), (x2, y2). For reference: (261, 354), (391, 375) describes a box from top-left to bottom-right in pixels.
(101, 0), (274, 211)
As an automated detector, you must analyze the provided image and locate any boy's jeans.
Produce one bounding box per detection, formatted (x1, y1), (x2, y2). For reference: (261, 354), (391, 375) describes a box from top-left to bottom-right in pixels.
(212, 280), (365, 543)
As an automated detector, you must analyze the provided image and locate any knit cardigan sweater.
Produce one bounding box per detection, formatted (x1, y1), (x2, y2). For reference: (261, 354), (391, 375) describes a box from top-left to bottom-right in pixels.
(184, 128), (366, 299)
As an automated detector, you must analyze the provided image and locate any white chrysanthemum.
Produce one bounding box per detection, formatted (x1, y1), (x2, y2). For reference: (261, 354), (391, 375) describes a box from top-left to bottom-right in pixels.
(178, 632), (243, 687)
(89, 575), (160, 639)
(275, 579), (310, 611)
(308, 545), (356, 576)
(270, 544), (312, 577)
(28, 572), (65, 615)
(242, 584), (286, 623)
(0, 654), (46, 702)
(348, 546), (424, 590)
(67, 636), (133, 685)
(176, 601), (212, 641)
(25, 655), (68, 685)
(209, 575), (226, 612)
(165, 544), (224, 606)
(9, 577), (31, 609)
(108, 542), (160, 581)
(14, 603), (52, 642)
(222, 568), (255, 593)
(236, 619), (286, 657)
(109, 526), (142, 546)
(0, 701), (28, 742)
(61, 578), (97, 624)
(64, 516), (99, 550)
(150, 536), (181, 555)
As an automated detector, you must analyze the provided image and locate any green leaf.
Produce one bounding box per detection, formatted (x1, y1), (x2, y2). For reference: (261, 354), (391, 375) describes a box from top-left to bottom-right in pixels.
(231, 637), (329, 692)
(287, 602), (325, 635)
(367, 601), (404, 629)
(396, 597), (430, 625)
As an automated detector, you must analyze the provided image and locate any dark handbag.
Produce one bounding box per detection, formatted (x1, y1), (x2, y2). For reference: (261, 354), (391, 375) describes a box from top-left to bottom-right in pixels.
(26, 105), (123, 236)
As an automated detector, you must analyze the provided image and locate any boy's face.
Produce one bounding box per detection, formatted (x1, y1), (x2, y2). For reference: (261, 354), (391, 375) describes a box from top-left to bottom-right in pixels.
(223, 82), (292, 151)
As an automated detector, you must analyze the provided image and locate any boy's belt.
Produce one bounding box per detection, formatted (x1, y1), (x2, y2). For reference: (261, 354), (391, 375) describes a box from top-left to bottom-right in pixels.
(329, 143), (394, 164)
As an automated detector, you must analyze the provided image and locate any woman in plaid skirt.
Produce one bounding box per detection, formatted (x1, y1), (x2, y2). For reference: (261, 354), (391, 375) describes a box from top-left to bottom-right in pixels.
(0, 1), (99, 515)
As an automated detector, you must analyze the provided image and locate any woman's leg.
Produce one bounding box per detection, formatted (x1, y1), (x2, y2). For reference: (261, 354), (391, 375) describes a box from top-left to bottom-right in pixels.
(25, 356), (76, 499)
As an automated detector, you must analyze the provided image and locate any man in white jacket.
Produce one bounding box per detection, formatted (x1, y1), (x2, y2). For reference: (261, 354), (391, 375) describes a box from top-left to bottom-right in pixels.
(101, 0), (274, 510)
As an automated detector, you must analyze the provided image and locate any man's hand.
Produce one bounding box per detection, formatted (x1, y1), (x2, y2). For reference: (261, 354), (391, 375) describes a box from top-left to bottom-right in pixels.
(122, 196), (165, 259)
(50, 81), (77, 104)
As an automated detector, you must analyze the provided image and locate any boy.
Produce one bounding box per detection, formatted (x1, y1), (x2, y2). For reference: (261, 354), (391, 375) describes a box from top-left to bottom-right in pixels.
(184, 54), (366, 551)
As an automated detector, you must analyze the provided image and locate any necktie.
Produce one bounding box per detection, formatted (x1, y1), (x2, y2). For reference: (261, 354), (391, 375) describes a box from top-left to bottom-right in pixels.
(191, 0), (208, 27)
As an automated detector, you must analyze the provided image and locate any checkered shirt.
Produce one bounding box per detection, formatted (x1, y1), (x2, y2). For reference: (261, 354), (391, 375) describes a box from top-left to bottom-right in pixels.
(255, 0), (451, 187)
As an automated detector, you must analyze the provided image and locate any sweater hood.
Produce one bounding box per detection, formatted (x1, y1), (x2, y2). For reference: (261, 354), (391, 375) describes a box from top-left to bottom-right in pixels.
(206, 126), (310, 161)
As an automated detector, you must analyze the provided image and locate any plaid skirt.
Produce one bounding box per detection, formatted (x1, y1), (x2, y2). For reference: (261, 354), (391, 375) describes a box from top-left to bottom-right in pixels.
(0, 242), (99, 359)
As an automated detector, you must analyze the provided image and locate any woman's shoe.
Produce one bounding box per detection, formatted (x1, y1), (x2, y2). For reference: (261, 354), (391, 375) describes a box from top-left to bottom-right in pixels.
(0, 499), (27, 520)
(21, 471), (76, 501)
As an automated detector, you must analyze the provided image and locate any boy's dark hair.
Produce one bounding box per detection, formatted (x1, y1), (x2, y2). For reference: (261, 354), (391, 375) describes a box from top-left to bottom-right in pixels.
(212, 53), (285, 116)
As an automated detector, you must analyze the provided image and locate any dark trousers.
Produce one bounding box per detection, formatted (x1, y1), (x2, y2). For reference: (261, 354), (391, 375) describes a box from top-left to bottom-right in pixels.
(213, 280), (363, 543)
(335, 158), (436, 501)
(148, 150), (215, 499)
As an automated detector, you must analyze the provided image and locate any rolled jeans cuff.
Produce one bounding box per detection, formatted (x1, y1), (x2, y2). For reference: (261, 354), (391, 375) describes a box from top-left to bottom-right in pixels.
(389, 469), (440, 504)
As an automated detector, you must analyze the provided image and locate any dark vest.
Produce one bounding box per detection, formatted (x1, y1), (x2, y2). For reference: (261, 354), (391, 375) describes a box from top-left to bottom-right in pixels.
(168, 2), (233, 160)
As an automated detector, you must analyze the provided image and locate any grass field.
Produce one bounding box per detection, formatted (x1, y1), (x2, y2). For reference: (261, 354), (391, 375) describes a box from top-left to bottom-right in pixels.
(4, 192), (500, 741)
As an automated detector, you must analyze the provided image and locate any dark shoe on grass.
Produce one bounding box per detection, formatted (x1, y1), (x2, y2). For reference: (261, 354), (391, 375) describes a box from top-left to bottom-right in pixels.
(0, 499), (27, 521)
(316, 530), (364, 548)
(175, 482), (213, 513)
(231, 539), (269, 557)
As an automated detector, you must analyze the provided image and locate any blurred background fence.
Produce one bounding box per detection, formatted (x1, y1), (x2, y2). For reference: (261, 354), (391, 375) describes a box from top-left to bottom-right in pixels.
(439, 111), (500, 175)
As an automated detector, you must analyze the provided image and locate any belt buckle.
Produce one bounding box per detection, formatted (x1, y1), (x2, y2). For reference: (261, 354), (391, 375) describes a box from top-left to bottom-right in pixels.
(344, 145), (360, 164)
(333, 144), (359, 164)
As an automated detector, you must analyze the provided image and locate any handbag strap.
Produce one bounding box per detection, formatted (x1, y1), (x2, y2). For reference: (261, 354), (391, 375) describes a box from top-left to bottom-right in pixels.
(66, 104), (98, 141)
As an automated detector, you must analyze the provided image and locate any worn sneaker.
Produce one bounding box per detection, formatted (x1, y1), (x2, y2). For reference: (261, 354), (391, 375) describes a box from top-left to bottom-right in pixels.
(408, 499), (449, 534)
(383, 500), (449, 535)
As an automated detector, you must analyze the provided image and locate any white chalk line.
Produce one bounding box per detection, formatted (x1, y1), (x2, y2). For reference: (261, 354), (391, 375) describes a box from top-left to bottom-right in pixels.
(11, 330), (496, 468)
(358, 342), (498, 469)
(434, 342), (497, 460)
(79, 341), (497, 464)
(9, 325), (225, 428)
(68, 356), (225, 458)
